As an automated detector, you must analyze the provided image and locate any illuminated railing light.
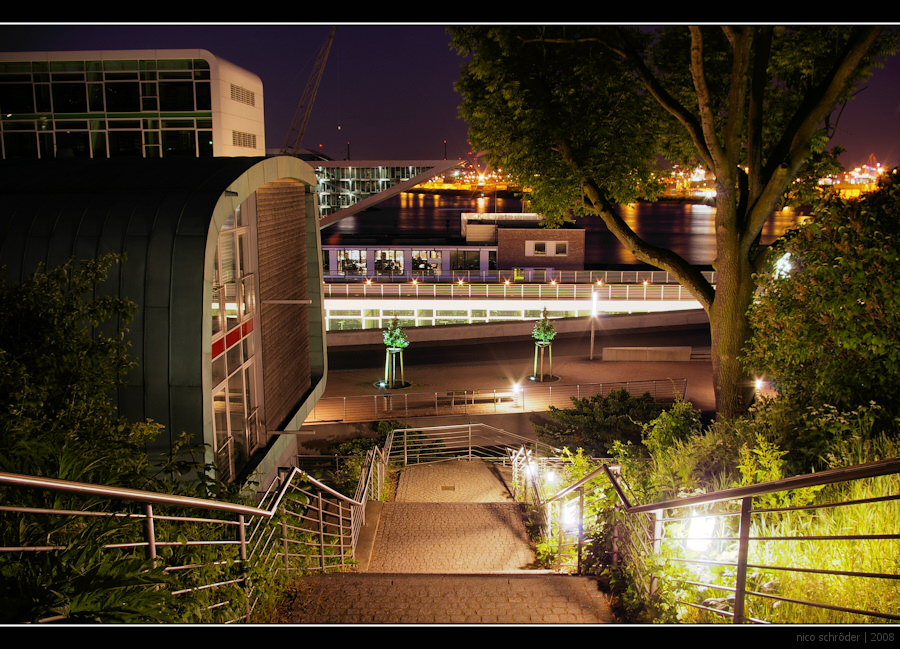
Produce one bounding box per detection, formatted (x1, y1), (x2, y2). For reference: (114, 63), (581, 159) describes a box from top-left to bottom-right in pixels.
(687, 512), (714, 552)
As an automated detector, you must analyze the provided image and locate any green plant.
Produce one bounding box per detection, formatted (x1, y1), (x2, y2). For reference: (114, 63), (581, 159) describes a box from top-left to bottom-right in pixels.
(535, 388), (667, 457)
(531, 308), (557, 344)
(641, 399), (702, 455)
(382, 317), (409, 349)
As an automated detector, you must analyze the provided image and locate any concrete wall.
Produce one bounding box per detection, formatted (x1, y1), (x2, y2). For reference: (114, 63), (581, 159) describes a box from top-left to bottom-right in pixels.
(326, 308), (710, 349)
(602, 346), (693, 361)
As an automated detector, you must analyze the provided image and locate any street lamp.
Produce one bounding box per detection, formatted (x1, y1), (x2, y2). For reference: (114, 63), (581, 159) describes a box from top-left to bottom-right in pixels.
(590, 290), (599, 360)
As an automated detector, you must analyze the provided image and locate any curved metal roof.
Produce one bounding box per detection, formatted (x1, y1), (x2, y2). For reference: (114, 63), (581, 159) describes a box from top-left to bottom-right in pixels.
(0, 156), (320, 458)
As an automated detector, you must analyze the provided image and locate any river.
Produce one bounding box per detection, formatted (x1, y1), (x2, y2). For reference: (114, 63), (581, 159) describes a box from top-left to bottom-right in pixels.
(319, 192), (806, 269)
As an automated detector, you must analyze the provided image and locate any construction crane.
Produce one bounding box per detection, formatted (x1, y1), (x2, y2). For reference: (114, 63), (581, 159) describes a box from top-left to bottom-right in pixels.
(280, 26), (337, 156)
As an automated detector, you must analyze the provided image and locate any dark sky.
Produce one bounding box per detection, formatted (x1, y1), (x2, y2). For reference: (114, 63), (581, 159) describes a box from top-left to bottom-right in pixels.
(1, 23), (898, 168)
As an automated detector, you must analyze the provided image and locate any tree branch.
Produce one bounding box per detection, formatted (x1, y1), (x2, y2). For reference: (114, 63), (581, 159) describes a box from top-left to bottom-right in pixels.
(606, 27), (715, 171)
(744, 26), (883, 244)
(552, 139), (715, 310)
(746, 26), (774, 207)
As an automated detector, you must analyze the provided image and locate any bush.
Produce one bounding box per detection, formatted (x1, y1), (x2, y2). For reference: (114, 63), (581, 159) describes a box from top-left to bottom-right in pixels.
(535, 388), (667, 456)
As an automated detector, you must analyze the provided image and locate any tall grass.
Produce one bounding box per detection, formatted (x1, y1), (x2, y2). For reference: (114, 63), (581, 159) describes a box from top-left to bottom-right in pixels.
(676, 433), (900, 624)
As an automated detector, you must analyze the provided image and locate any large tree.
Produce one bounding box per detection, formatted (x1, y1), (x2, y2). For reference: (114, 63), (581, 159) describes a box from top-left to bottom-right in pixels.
(451, 25), (895, 418)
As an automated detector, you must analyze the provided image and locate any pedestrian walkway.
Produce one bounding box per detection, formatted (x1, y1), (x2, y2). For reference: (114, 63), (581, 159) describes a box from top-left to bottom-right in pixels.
(286, 460), (617, 624)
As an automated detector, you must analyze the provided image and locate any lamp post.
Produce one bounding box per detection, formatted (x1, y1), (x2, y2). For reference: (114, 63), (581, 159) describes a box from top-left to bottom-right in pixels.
(590, 290), (598, 360)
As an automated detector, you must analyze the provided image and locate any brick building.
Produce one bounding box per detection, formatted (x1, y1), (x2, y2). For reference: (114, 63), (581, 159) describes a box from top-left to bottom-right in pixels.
(496, 227), (586, 273)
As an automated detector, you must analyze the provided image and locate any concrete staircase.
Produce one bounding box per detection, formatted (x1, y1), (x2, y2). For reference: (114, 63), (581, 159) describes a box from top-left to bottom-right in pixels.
(285, 460), (617, 624)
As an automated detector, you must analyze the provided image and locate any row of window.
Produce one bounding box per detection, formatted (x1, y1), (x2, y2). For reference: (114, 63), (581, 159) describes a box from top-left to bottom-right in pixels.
(527, 241), (568, 257)
(1, 65), (213, 115)
(211, 203), (262, 482)
(0, 57), (260, 159)
(326, 249), (497, 276)
(1, 128), (214, 158)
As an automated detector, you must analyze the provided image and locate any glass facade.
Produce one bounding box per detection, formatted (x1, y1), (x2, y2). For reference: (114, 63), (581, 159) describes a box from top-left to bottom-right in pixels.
(314, 165), (439, 216)
(0, 56), (215, 159)
(210, 203), (262, 482)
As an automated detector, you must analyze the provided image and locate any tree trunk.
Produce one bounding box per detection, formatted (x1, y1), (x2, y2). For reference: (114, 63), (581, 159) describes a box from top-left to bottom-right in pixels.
(709, 190), (758, 419)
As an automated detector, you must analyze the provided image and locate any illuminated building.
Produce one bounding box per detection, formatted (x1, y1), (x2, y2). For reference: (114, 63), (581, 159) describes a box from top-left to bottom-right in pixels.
(312, 159), (463, 224)
(0, 50), (265, 159)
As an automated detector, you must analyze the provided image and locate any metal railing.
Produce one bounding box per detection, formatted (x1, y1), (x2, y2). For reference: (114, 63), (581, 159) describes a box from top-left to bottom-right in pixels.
(325, 269), (717, 286)
(305, 378), (688, 423)
(385, 423), (558, 467)
(0, 455), (389, 623)
(520, 455), (900, 624)
(324, 280), (705, 304)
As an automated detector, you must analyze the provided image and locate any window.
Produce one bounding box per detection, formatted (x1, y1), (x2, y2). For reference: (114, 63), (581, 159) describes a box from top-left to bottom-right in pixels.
(158, 81), (195, 110)
(162, 130), (195, 156)
(211, 202), (261, 481)
(527, 240), (569, 257)
(412, 250), (442, 275)
(450, 250), (480, 271)
(375, 250), (404, 276)
(337, 249), (367, 276)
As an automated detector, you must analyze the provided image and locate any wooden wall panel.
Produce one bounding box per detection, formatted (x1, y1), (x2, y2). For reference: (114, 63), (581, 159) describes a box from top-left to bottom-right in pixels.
(255, 179), (311, 431)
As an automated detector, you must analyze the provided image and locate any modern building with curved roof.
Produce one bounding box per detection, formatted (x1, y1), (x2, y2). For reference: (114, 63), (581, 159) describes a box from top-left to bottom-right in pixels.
(0, 155), (326, 486)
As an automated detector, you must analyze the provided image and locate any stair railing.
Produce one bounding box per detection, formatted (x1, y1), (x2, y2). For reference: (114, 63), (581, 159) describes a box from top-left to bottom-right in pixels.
(1, 464), (370, 623)
(528, 455), (900, 623)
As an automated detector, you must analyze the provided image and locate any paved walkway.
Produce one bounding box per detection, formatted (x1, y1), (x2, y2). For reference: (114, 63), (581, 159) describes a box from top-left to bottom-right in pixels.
(287, 460), (617, 625)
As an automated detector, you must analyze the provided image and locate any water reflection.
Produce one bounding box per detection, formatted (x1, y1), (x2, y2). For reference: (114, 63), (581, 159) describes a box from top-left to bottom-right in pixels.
(322, 193), (806, 268)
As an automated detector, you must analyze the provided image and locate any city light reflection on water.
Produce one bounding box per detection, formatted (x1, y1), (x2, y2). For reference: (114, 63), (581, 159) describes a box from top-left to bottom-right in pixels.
(322, 193), (806, 268)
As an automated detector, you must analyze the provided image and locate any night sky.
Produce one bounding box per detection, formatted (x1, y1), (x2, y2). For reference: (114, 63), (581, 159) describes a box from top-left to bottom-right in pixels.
(1, 23), (898, 168)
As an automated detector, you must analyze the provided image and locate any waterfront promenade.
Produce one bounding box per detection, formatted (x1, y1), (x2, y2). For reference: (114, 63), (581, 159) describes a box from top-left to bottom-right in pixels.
(302, 310), (716, 445)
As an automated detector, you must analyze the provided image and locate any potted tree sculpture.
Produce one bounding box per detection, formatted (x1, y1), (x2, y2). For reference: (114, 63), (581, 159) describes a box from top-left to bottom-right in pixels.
(531, 308), (556, 382)
(382, 316), (409, 389)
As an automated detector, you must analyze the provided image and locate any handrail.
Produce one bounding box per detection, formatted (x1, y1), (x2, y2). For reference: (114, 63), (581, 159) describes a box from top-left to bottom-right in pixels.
(618, 456), (900, 513)
(307, 378), (688, 424)
(0, 466), (367, 519)
(537, 457), (900, 513)
(265, 467), (365, 514)
(394, 423), (560, 454)
(1, 462), (374, 623)
(0, 471), (270, 518)
(522, 450), (900, 624)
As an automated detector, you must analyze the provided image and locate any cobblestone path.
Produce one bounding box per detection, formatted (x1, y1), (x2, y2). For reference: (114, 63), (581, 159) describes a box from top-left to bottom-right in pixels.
(287, 459), (617, 624)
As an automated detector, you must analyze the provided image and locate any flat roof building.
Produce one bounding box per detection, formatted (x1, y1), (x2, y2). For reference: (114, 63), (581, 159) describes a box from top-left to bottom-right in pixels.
(0, 156), (326, 486)
(0, 49), (265, 159)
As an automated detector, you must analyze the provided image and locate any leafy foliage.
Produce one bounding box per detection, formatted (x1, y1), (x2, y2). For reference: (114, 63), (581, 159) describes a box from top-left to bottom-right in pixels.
(451, 25), (897, 418)
(531, 307), (557, 344)
(0, 256), (276, 623)
(0, 254), (160, 487)
(746, 168), (900, 415)
(534, 388), (668, 457)
(382, 316), (409, 349)
(452, 25), (669, 226)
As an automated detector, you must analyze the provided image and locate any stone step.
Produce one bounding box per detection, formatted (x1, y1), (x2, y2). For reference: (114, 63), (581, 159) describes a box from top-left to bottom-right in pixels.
(285, 572), (616, 624)
(367, 502), (536, 573)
